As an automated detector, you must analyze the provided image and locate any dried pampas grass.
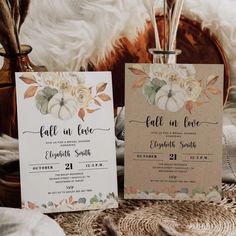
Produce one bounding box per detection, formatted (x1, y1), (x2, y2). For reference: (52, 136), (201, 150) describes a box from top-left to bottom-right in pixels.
(0, 0), (31, 54)
(0, 0), (18, 54)
(19, 0), (31, 32)
(167, 0), (176, 9)
(144, 0), (185, 54)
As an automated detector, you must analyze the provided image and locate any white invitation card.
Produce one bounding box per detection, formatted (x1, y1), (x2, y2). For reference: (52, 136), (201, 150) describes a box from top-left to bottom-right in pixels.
(16, 72), (118, 213)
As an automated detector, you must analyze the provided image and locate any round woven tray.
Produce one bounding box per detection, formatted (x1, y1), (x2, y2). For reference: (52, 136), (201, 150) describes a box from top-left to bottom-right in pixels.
(52, 184), (236, 236)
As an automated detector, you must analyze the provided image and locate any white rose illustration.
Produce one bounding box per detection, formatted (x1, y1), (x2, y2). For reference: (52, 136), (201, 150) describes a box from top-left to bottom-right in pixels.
(103, 198), (118, 209)
(64, 72), (85, 85)
(175, 193), (189, 200)
(206, 190), (221, 202)
(172, 64), (196, 80)
(192, 193), (206, 201)
(72, 85), (92, 108)
(38, 73), (60, 88)
(156, 193), (173, 200)
(137, 192), (149, 199)
(146, 193), (158, 199)
(183, 79), (202, 102)
(155, 84), (186, 112)
(149, 64), (171, 82)
(90, 202), (103, 209)
(59, 79), (70, 92)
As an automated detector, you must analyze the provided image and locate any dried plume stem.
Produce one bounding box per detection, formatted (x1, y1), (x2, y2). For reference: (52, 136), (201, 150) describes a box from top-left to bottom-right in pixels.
(18, 0), (31, 32)
(0, 0), (31, 54)
(0, 0), (19, 54)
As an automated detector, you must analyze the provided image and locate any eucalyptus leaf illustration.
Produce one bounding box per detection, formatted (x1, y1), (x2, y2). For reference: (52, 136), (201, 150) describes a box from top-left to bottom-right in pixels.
(78, 198), (86, 204)
(90, 195), (99, 204)
(107, 192), (115, 199)
(41, 204), (47, 208)
(180, 188), (188, 194)
(143, 78), (167, 105)
(35, 87), (58, 115)
(47, 201), (54, 207)
(192, 187), (202, 196)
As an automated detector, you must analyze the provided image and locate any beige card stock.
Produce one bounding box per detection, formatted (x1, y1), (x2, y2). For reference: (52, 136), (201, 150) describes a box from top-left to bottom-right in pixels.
(125, 64), (223, 201)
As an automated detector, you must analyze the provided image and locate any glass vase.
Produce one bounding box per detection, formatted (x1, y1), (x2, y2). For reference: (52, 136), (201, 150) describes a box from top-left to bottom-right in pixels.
(149, 48), (181, 64)
(0, 45), (47, 138)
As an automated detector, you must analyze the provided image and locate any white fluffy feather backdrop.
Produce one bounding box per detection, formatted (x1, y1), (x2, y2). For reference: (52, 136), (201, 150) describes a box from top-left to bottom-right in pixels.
(16, 0), (147, 70)
(0, 0), (236, 82)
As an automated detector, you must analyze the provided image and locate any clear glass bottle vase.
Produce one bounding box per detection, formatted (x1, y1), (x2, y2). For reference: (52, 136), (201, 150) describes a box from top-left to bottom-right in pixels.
(149, 48), (181, 64)
(0, 45), (47, 138)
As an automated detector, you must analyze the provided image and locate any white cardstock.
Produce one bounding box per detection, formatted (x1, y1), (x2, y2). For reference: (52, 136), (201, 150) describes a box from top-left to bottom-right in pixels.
(16, 72), (118, 213)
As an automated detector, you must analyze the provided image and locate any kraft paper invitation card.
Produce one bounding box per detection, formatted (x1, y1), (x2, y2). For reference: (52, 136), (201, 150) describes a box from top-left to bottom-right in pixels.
(16, 72), (118, 213)
(125, 64), (223, 201)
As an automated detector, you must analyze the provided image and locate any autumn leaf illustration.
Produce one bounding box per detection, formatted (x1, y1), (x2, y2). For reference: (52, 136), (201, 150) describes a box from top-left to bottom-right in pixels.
(59, 199), (64, 205)
(78, 108), (85, 121)
(98, 93), (111, 101)
(87, 108), (100, 113)
(94, 98), (101, 106)
(132, 77), (147, 88)
(128, 67), (148, 77)
(207, 86), (221, 95)
(69, 196), (73, 204)
(96, 82), (107, 93)
(207, 75), (219, 87)
(129, 67), (149, 88)
(185, 101), (193, 114)
(195, 101), (208, 107)
(24, 86), (38, 99)
(28, 201), (37, 209)
(19, 73), (37, 84)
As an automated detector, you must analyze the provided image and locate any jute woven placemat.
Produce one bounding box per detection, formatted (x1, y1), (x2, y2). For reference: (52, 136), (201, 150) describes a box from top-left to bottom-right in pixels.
(52, 183), (236, 236)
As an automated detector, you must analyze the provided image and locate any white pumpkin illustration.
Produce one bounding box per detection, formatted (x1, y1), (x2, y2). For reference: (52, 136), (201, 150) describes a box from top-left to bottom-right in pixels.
(48, 93), (78, 120)
(155, 84), (186, 112)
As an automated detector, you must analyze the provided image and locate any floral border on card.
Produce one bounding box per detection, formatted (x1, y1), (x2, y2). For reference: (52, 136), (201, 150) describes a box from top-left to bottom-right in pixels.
(124, 185), (221, 201)
(22, 192), (118, 212)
